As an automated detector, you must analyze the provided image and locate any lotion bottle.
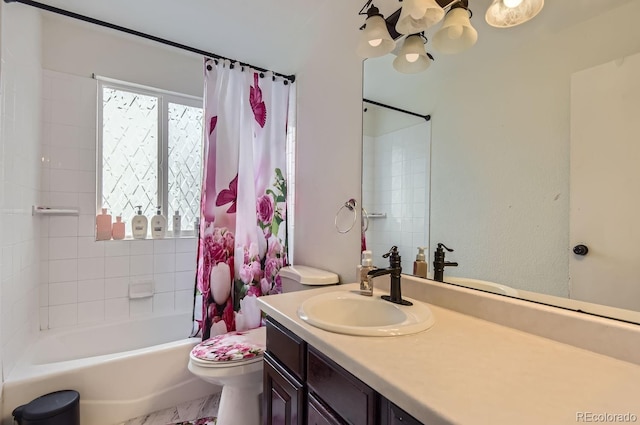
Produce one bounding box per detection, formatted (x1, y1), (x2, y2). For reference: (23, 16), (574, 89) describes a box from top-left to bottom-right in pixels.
(96, 208), (112, 241)
(173, 210), (182, 237)
(151, 206), (167, 239)
(112, 215), (125, 240)
(132, 206), (148, 239)
(413, 246), (428, 278)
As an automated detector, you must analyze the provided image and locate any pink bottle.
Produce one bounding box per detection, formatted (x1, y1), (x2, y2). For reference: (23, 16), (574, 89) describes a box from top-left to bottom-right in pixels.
(112, 215), (125, 240)
(96, 208), (112, 241)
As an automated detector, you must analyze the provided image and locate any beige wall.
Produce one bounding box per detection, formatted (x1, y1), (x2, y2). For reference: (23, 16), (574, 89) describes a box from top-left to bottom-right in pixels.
(291, 2), (363, 282)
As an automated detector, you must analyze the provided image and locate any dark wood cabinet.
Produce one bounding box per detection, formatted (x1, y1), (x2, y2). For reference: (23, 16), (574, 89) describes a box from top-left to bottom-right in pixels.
(380, 399), (423, 425)
(307, 347), (378, 425)
(263, 352), (305, 425)
(307, 393), (345, 425)
(263, 317), (424, 425)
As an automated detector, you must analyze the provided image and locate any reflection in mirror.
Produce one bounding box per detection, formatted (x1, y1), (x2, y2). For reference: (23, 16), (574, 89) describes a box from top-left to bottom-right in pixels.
(361, 101), (431, 265)
(363, 0), (640, 324)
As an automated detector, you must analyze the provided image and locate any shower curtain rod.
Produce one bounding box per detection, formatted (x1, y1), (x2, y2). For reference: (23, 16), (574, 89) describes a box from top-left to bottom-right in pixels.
(363, 98), (430, 121)
(3, 0), (296, 83)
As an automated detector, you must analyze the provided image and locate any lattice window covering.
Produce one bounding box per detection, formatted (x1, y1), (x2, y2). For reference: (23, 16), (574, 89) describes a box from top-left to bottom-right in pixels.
(99, 82), (203, 237)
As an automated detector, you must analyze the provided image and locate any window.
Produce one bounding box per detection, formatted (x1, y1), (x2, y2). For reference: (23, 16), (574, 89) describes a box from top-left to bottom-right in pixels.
(98, 78), (204, 237)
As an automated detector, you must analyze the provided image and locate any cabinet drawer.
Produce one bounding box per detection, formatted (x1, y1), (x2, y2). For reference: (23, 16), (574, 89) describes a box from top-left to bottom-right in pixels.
(308, 393), (345, 425)
(266, 317), (306, 381)
(307, 346), (378, 425)
(381, 399), (423, 425)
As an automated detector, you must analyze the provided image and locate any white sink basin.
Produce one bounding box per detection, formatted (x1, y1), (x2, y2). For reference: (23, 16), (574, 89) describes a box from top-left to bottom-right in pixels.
(297, 291), (435, 336)
(444, 276), (519, 296)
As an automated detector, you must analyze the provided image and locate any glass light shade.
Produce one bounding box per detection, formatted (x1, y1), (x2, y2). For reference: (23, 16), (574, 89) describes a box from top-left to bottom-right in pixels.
(485, 0), (544, 28)
(396, 0), (445, 35)
(432, 7), (478, 54)
(393, 34), (432, 74)
(357, 14), (396, 58)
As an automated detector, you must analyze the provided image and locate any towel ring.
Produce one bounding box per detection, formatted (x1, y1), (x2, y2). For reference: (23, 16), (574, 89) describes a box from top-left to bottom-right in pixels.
(361, 207), (369, 233)
(335, 198), (358, 234)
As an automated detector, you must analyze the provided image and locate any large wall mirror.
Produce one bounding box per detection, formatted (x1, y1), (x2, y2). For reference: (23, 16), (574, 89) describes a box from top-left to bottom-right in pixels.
(362, 0), (640, 324)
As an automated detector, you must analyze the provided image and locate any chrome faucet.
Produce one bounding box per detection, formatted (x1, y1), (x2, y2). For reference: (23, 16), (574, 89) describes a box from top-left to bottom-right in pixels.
(367, 246), (413, 306)
(433, 243), (458, 282)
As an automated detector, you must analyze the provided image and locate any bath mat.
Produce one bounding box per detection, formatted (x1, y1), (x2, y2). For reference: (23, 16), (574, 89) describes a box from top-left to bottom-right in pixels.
(167, 418), (216, 425)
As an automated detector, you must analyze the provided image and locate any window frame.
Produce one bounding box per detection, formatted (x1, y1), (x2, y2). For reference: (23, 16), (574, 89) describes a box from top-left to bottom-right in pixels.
(96, 77), (203, 238)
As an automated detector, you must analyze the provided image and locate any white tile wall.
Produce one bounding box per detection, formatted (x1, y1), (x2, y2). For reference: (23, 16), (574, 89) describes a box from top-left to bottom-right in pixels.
(362, 122), (431, 267)
(39, 70), (199, 330)
(0, 4), (42, 377)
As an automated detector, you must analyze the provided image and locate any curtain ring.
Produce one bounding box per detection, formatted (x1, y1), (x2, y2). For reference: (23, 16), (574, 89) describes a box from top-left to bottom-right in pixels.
(335, 199), (358, 234)
(361, 207), (369, 232)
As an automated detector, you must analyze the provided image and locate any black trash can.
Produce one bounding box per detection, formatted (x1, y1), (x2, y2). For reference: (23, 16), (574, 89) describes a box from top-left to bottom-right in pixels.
(12, 390), (80, 425)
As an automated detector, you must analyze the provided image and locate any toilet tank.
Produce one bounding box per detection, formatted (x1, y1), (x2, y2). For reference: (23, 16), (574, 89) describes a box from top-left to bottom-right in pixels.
(278, 265), (339, 292)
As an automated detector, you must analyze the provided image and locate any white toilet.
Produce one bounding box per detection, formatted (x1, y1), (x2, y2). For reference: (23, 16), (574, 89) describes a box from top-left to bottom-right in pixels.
(278, 265), (339, 292)
(188, 326), (266, 425)
(187, 265), (338, 425)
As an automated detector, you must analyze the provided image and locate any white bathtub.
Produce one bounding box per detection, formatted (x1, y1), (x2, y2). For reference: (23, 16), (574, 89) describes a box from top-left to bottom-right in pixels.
(2, 313), (219, 425)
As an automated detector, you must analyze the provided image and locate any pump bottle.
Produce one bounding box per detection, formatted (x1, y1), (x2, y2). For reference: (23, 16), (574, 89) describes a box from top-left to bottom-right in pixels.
(151, 206), (167, 239)
(131, 206), (148, 239)
(357, 250), (376, 295)
(413, 246), (428, 278)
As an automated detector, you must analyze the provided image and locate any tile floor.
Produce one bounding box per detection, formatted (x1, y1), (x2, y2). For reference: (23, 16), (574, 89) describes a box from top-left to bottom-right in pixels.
(117, 393), (220, 425)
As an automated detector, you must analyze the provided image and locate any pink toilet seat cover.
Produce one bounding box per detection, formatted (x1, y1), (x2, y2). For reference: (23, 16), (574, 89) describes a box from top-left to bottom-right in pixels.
(191, 329), (265, 363)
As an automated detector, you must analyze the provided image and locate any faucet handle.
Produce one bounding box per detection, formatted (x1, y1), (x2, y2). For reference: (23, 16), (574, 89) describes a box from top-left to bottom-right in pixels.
(382, 245), (399, 259)
(437, 243), (454, 252)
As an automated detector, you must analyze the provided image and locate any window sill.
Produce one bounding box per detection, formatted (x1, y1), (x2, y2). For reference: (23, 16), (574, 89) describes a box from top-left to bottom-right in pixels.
(97, 234), (197, 242)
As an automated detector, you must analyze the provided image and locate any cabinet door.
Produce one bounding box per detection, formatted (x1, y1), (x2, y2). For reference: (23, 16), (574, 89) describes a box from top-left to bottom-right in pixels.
(263, 353), (305, 425)
(380, 399), (423, 425)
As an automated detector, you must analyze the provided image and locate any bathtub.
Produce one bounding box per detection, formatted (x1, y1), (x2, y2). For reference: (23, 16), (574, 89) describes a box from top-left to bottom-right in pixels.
(2, 312), (219, 425)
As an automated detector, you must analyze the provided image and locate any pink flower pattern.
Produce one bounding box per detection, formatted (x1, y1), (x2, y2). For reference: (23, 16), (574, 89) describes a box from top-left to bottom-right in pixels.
(191, 331), (265, 362)
(198, 60), (290, 345)
(256, 194), (275, 225)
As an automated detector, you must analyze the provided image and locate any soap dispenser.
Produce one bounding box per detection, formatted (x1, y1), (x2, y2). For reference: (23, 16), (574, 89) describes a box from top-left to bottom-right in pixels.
(96, 208), (112, 241)
(131, 206), (148, 239)
(112, 215), (125, 240)
(172, 210), (182, 237)
(357, 250), (376, 296)
(413, 246), (428, 279)
(151, 206), (167, 239)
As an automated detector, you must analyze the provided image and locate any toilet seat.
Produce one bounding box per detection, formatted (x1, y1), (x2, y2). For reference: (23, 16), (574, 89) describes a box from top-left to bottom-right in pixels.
(190, 326), (265, 368)
(190, 355), (263, 368)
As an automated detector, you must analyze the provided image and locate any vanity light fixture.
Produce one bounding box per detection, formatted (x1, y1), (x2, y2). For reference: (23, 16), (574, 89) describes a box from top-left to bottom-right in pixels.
(393, 33), (434, 73)
(485, 0), (544, 28)
(358, 0), (477, 70)
(357, 3), (396, 58)
(359, 0), (543, 73)
(432, 1), (478, 54)
(395, 0), (445, 35)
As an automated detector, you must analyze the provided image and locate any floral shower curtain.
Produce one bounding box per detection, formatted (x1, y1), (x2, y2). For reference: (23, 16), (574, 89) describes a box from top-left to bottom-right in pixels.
(196, 58), (293, 340)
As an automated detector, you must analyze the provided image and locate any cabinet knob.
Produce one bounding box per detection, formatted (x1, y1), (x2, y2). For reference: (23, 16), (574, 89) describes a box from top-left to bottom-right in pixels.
(573, 244), (589, 256)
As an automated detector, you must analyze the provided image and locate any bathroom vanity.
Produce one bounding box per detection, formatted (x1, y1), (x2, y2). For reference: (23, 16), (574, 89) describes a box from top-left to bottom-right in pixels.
(258, 279), (640, 425)
(263, 316), (419, 425)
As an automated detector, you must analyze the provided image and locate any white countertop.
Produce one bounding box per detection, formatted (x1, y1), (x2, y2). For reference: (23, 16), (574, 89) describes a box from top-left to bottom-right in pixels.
(257, 283), (640, 425)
